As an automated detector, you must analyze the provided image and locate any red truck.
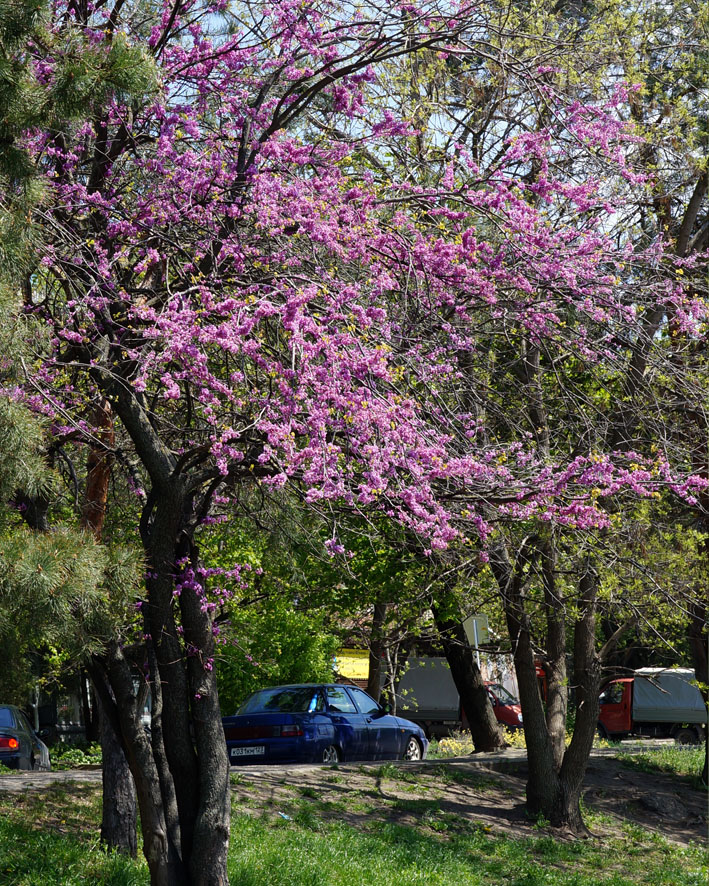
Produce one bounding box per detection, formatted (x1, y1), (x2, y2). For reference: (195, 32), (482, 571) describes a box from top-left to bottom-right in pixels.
(598, 668), (707, 744)
(393, 656), (523, 737)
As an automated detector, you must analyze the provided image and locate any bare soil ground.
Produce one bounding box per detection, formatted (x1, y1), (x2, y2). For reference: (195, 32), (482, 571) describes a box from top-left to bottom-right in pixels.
(1, 750), (707, 847)
(228, 753), (708, 847)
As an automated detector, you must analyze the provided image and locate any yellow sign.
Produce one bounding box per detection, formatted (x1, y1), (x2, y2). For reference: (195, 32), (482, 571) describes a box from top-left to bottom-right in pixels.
(335, 648), (370, 680)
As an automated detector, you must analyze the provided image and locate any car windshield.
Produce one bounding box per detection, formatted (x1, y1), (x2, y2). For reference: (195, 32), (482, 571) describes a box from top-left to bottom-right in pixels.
(0, 708), (14, 727)
(488, 684), (518, 705)
(237, 688), (321, 714)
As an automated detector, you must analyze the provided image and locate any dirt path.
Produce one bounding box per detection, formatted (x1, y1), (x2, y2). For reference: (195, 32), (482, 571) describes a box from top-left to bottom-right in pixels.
(226, 752), (708, 847)
(1, 750), (706, 847)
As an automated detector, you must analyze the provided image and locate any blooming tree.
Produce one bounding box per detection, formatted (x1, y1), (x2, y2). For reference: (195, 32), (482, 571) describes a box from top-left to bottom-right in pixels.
(4, 0), (708, 879)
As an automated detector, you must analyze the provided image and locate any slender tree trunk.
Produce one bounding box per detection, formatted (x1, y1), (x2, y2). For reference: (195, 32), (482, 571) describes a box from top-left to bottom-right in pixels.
(552, 563), (602, 832)
(80, 669), (100, 743)
(687, 597), (708, 787)
(367, 601), (387, 701)
(81, 399), (114, 538)
(81, 399), (138, 856)
(541, 535), (567, 769)
(179, 540), (231, 886)
(432, 602), (505, 752)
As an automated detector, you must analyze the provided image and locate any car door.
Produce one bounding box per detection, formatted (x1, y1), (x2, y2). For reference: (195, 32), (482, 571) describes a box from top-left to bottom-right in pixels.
(347, 686), (403, 760)
(599, 680), (631, 734)
(325, 686), (368, 760)
(347, 687), (402, 759)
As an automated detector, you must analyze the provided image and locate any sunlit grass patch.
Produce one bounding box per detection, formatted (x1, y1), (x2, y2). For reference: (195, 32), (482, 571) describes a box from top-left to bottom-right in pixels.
(616, 744), (705, 785)
(227, 809), (707, 886)
(0, 816), (146, 886)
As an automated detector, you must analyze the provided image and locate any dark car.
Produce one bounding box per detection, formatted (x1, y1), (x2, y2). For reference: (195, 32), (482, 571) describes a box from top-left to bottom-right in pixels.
(0, 704), (51, 771)
(223, 684), (428, 765)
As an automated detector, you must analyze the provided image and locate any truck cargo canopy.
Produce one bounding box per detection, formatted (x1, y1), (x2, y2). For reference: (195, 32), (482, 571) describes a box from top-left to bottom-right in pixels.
(396, 658), (461, 720)
(632, 669), (707, 724)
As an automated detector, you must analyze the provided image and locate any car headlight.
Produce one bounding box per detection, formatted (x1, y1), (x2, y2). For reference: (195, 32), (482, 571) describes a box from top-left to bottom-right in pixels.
(517, 713), (523, 724)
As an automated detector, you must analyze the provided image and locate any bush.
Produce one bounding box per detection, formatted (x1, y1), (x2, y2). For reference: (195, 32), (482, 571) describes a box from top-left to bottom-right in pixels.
(50, 742), (102, 770)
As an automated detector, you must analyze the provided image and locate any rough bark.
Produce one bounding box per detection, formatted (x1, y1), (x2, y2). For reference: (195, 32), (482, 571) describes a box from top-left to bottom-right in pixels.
(100, 697), (137, 857)
(541, 536), (567, 770)
(81, 398), (114, 538)
(89, 647), (183, 886)
(82, 374), (232, 885)
(80, 399), (138, 857)
(490, 541), (601, 833)
(432, 602), (505, 752)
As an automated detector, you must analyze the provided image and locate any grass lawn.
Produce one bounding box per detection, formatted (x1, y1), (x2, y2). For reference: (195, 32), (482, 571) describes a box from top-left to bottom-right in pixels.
(616, 744), (706, 786)
(0, 751), (706, 886)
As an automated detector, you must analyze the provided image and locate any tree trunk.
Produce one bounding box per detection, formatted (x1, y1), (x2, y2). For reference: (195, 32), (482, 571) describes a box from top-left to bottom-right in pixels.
(80, 669), (100, 743)
(490, 541), (601, 833)
(541, 535), (567, 769)
(81, 398), (114, 538)
(81, 399), (138, 856)
(90, 646), (188, 886)
(432, 602), (505, 752)
(687, 597), (708, 787)
(554, 564), (602, 832)
(178, 540), (231, 886)
(94, 375), (231, 884)
(100, 697), (137, 857)
(366, 601), (387, 701)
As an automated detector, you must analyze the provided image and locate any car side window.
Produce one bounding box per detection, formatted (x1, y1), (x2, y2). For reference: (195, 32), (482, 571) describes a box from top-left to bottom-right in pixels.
(17, 712), (32, 734)
(325, 687), (357, 713)
(348, 687), (380, 715)
(308, 691), (326, 713)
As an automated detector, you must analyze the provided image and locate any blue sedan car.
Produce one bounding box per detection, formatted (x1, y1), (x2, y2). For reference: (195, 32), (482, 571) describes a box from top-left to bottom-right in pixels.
(223, 684), (428, 765)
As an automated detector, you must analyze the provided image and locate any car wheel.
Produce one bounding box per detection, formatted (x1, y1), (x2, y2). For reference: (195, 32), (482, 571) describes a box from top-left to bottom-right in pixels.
(674, 727), (700, 745)
(321, 745), (340, 764)
(403, 737), (422, 761)
(596, 723), (609, 741)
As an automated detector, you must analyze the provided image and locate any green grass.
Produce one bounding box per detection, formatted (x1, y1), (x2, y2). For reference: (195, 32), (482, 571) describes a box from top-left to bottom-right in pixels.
(0, 817), (145, 886)
(227, 812), (707, 886)
(0, 783), (146, 885)
(617, 744), (706, 786)
(0, 766), (706, 886)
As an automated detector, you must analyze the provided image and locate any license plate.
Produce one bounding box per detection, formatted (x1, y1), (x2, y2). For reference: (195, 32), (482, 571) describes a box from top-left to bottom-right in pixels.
(231, 746), (265, 758)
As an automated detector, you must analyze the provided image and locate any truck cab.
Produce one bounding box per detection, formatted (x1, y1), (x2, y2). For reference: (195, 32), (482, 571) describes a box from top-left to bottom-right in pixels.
(598, 678), (633, 735)
(484, 682), (524, 731)
(598, 670), (706, 744)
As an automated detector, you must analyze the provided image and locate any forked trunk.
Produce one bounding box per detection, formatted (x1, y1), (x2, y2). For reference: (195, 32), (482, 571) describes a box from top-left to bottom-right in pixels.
(491, 543), (601, 834)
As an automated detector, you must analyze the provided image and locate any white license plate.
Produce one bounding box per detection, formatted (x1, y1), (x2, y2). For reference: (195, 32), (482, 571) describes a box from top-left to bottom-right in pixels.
(231, 746), (265, 758)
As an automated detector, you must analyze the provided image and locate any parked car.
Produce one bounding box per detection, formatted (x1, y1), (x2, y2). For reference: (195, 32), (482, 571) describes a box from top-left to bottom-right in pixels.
(222, 684), (429, 765)
(0, 704), (52, 770)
